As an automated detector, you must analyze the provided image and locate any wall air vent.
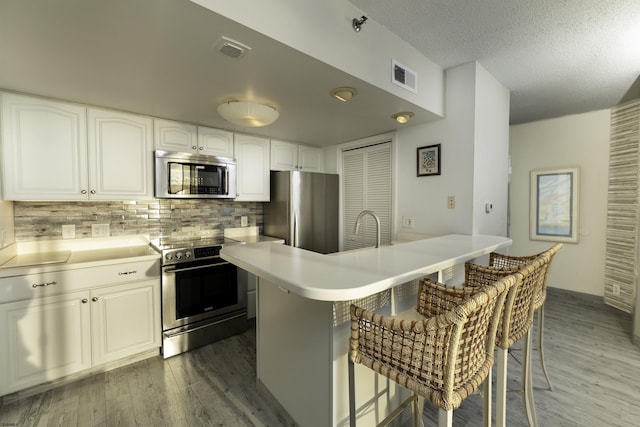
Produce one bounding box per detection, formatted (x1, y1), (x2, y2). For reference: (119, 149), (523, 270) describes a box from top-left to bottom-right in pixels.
(213, 36), (251, 59)
(391, 59), (417, 93)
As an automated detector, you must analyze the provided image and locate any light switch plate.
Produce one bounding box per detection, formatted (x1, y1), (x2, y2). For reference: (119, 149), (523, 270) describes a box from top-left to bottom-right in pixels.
(241, 216), (248, 227)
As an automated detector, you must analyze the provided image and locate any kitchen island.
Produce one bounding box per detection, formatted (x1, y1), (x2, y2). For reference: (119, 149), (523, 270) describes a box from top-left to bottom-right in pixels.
(220, 234), (511, 427)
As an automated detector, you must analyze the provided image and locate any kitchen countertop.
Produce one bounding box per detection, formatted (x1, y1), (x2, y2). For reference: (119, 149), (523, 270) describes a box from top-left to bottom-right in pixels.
(220, 234), (512, 301)
(0, 235), (160, 278)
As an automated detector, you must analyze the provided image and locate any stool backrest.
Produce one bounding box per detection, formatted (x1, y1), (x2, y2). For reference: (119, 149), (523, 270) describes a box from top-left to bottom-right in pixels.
(465, 255), (550, 349)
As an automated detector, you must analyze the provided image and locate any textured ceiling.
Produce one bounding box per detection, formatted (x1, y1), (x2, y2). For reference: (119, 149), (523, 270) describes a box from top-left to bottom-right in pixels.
(349, 0), (640, 124)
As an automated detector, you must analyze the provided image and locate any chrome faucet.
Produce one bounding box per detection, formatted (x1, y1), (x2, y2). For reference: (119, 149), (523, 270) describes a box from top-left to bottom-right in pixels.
(353, 210), (381, 248)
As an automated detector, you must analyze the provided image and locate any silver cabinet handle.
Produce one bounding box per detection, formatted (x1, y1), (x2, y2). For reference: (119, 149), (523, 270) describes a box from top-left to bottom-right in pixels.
(92, 297), (99, 302)
(90, 190), (96, 194)
(32, 281), (57, 288)
(82, 298), (88, 303)
(81, 190), (87, 194)
(192, 145), (197, 150)
(199, 146), (204, 150)
(118, 270), (137, 276)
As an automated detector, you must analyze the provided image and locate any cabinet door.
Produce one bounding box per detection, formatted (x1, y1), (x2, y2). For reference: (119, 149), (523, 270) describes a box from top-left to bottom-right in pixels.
(197, 126), (234, 157)
(270, 140), (298, 171)
(298, 146), (324, 172)
(87, 108), (154, 200)
(1, 92), (88, 200)
(0, 291), (91, 395)
(234, 134), (270, 201)
(153, 118), (197, 152)
(90, 280), (160, 366)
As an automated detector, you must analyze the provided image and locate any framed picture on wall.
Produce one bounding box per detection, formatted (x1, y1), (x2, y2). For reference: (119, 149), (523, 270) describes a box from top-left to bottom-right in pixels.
(530, 167), (580, 243)
(417, 144), (441, 176)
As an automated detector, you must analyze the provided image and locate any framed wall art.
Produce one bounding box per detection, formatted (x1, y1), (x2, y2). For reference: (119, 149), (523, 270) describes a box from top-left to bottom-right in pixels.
(417, 144), (441, 176)
(530, 167), (579, 243)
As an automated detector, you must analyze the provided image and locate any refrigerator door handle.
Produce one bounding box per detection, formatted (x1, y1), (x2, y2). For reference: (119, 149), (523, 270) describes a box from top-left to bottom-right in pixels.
(293, 214), (298, 247)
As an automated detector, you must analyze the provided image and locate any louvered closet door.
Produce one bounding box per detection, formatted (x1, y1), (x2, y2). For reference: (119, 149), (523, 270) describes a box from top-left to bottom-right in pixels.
(342, 142), (392, 251)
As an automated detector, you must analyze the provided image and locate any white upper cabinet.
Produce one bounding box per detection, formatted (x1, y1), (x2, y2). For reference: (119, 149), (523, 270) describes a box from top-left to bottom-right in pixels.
(87, 107), (154, 200)
(234, 134), (270, 202)
(197, 126), (234, 157)
(1, 92), (88, 200)
(298, 145), (324, 172)
(270, 139), (323, 172)
(153, 118), (197, 152)
(1, 93), (154, 201)
(154, 119), (234, 157)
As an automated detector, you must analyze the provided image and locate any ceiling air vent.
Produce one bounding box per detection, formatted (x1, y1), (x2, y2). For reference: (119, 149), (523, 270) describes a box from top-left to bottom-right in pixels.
(213, 36), (251, 59)
(392, 59), (417, 93)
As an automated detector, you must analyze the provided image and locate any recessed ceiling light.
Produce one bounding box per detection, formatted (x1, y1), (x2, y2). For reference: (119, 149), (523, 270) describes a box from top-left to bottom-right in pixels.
(330, 87), (358, 102)
(392, 112), (414, 124)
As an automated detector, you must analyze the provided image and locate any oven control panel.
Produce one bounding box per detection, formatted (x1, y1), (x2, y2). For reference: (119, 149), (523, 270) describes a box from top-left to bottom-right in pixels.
(163, 245), (222, 264)
(193, 246), (221, 258)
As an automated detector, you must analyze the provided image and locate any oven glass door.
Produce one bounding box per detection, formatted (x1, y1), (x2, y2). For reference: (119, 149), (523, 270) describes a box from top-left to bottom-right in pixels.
(168, 162), (226, 195)
(162, 259), (245, 330)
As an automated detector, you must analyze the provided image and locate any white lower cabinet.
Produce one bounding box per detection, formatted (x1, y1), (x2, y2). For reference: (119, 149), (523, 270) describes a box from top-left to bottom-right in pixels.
(0, 262), (161, 396)
(90, 280), (159, 366)
(0, 291), (92, 395)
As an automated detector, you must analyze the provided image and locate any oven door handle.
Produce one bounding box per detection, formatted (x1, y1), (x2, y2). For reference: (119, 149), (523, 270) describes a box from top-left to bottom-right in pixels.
(164, 262), (230, 274)
(164, 311), (247, 338)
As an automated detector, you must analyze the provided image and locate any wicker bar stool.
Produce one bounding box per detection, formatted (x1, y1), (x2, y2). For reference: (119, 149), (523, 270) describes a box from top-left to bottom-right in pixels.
(465, 254), (550, 427)
(489, 243), (563, 391)
(348, 273), (516, 427)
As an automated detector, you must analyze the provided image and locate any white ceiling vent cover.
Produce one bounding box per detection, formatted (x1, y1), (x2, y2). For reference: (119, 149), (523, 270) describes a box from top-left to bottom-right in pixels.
(391, 59), (417, 93)
(213, 36), (251, 59)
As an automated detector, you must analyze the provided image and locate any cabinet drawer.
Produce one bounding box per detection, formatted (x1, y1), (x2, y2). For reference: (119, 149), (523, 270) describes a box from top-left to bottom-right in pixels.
(0, 259), (160, 303)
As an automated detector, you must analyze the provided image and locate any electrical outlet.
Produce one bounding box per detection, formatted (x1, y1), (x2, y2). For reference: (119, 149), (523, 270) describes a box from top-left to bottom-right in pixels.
(91, 223), (110, 237)
(612, 283), (621, 297)
(402, 216), (415, 228)
(241, 216), (249, 227)
(62, 224), (75, 239)
(448, 196), (456, 209)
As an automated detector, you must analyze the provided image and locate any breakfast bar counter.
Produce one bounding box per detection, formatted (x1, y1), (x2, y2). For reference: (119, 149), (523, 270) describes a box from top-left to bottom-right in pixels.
(220, 234), (511, 427)
(220, 234), (512, 301)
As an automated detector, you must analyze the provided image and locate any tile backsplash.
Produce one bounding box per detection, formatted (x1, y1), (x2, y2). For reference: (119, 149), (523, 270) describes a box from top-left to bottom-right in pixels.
(14, 200), (263, 242)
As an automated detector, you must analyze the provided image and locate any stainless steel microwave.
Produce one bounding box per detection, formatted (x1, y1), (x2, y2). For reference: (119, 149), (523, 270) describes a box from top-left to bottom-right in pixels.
(154, 150), (237, 199)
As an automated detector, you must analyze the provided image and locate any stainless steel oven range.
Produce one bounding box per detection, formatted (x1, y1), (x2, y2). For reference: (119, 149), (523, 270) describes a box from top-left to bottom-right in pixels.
(151, 236), (247, 358)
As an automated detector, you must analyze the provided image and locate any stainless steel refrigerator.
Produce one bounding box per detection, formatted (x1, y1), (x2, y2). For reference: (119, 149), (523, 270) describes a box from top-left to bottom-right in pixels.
(264, 171), (339, 254)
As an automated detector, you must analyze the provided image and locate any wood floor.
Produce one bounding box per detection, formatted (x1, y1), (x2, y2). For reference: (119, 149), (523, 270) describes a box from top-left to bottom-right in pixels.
(1, 287), (639, 426)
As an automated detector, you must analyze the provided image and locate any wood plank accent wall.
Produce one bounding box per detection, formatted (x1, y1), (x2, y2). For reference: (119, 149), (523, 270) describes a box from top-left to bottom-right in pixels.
(605, 99), (640, 312)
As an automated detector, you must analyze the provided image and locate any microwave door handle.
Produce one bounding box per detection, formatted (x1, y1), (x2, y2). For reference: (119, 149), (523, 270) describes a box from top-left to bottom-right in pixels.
(224, 168), (229, 195)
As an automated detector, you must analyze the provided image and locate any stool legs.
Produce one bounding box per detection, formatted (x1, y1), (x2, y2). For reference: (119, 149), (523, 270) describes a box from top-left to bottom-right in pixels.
(495, 348), (508, 427)
(537, 304), (553, 390)
(495, 330), (539, 427)
(349, 358), (356, 427)
(521, 329), (538, 427)
(482, 369), (492, 427)
(438, 408), (453, 427)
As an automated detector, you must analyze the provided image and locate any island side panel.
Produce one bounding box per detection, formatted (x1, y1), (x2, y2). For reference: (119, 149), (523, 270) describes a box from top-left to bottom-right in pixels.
(257, 277), (334, 427)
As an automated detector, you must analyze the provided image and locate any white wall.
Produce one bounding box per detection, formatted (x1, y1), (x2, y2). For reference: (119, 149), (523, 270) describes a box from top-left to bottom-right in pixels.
(395, 62), (509, 237)
(191, 0), (444, 116)
(473, 65), (510, 236)
(509, 110), (610, 296)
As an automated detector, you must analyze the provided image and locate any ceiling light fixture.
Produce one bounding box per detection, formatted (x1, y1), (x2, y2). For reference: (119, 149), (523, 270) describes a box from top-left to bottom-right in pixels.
(392, 112), (414, 124)
(352, 15), (368, 32)
(217, 101), (279, 127)
(330, 87), (358, 102)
